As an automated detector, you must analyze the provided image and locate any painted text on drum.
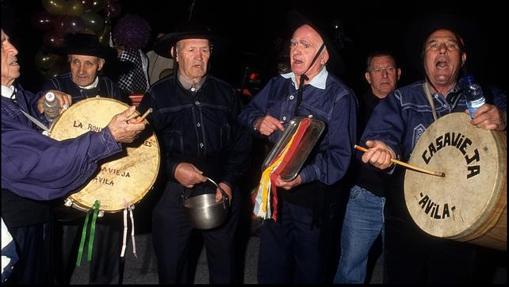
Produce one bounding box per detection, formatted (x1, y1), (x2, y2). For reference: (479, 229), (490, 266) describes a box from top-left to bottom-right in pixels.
(421, 131), (480, 179)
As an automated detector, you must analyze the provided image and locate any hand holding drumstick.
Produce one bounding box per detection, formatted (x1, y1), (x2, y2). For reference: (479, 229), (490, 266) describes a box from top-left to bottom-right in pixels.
(356, 140), (445, 177)
(126, 108), (152, 124)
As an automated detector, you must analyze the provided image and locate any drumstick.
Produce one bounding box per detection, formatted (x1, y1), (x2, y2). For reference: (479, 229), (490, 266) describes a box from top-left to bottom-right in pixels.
(138, 108), (152, 121)
(354, 145), (445, 177)
(126, 108), (152, 122)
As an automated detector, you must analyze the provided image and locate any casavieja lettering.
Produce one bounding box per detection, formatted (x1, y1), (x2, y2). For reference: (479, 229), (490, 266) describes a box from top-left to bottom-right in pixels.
(421, 132), (480, 179)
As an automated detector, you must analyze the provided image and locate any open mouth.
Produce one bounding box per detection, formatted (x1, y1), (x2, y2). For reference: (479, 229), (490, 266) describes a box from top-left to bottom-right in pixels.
(435, 57), (449, 69)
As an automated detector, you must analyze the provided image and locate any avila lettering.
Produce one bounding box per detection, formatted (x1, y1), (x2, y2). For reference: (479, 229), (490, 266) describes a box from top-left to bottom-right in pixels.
(418, 192), (454, 219)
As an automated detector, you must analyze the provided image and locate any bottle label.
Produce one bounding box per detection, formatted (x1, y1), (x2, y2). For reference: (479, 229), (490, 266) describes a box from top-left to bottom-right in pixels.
(467, 98), (485, 119)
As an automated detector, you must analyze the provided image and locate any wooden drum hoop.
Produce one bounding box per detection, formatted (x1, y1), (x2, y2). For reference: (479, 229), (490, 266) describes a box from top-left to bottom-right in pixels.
(404, 113), (506, 250)
(49, 97), (160, 213)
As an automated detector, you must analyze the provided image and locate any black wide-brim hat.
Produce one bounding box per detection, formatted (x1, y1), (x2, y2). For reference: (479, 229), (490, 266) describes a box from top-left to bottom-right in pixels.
(153, 23), (215, 58)
(285, 10), (345, 76)
(56, 33), (117, 61)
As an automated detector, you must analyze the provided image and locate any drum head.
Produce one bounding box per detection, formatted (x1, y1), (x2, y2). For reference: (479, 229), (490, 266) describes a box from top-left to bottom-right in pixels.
(49, 97), (160, 212)
(405, 113), (506, 239)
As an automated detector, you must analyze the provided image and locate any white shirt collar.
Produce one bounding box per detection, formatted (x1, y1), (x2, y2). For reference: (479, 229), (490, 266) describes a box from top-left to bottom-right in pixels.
(78, 76), (99, 89)
(1, 85), (15, 99)
(281, 67), (328, 90)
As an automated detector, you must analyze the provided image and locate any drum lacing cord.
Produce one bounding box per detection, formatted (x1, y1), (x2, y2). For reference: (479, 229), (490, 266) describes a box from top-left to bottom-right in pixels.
(120, 203), (137, 258)
(76, 200), (100, 266)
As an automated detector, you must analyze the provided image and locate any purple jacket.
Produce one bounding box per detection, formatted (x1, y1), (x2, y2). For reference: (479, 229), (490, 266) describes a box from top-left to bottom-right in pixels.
(1, 84), (122, 201)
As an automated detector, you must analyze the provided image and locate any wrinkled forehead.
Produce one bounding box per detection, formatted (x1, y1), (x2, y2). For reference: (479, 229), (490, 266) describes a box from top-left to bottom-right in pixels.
(176, 38), (210, 48)
(69, 54), (101, 63)
(1, 29), (6, 41)
(292, 24), (323, 43)
(426, 29), (460, 44)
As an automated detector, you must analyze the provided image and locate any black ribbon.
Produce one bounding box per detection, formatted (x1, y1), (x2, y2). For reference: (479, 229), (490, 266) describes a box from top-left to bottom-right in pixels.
(292, 43), (325, 117)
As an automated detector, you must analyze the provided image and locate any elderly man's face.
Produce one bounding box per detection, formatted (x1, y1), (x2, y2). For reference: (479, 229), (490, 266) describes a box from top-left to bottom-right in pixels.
(69, 54), (104, 87)
(423, 29), (465, 90)
(290, 24), (328, 79)
(1, 30), (20, 86)
(365, 55), (401, 98)
(175, 38), (210, 81)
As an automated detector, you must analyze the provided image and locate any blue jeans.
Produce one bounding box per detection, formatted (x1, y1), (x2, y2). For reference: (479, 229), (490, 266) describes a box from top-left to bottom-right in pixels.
(334, 185), (385, 284)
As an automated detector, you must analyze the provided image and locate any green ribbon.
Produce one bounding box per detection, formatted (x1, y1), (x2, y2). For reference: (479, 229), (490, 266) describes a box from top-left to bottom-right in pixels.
(76, 200), (100, 267)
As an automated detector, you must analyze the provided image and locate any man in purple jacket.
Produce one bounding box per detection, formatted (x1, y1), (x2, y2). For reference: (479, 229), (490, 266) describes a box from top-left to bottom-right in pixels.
(1, 28), (145, 284)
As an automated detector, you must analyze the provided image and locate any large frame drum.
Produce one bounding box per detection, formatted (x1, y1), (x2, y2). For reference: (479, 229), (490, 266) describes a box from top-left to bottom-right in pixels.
(49, 97), (160, 213)
(405, 113), (506, 251)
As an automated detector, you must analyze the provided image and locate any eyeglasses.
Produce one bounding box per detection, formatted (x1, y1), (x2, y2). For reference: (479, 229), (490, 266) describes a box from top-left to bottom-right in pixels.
(290, 39), (321, 50)
(425, 40), (460, 52)
(369, 66), (396, 74)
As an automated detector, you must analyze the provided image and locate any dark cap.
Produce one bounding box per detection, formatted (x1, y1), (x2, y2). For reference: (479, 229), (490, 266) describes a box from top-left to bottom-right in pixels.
(286, 10), (345, 75)
(153, 22), (215, 58)
(58, 33), (116, 61)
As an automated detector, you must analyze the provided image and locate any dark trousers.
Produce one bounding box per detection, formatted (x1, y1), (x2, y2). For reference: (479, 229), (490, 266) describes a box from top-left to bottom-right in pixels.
(5, 223), (49, 285)
(383, 219), (477, 284)
(152, 181), (240, 284)
(53, 215), (123, 284)
(257, 201), (323, 284)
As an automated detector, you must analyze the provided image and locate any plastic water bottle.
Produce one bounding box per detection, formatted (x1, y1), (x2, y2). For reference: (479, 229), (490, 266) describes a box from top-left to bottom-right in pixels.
(461, 74), (485, 119)
(44, 92), (60, 123)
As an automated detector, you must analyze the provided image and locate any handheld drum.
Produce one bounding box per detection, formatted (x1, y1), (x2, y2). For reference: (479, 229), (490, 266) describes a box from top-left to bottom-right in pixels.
(48, 97), (160, 213)
(404, 113), (506, 251)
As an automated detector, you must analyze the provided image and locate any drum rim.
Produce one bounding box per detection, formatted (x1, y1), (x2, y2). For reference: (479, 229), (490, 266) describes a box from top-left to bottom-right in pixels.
(49, 97), (161, 212)
(404, 112), (506, 239)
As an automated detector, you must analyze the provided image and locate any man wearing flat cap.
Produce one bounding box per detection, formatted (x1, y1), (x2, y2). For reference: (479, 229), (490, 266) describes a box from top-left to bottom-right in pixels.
(39, 33), (127, 284)
(238, 11), (357, 284)
(138, 23), (251, 284)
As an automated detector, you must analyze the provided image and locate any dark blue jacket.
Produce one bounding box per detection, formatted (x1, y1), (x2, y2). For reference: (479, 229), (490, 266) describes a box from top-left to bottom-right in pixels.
(139, 75), (251, 188)
(42, 73), (126, 104)
(362, 80), (507, 161)
(238, 72), (357, 186)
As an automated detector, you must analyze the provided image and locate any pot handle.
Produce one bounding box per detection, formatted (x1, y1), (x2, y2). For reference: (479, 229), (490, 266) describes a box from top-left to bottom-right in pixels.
(206, 177), (230, 206)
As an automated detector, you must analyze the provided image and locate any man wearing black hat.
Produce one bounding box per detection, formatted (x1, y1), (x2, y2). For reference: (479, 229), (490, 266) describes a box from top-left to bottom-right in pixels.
(138, 24), (251, 284)
(40, 33), (125, 105)
(38, 33), (128, 284)
(238, 19), (357, 283)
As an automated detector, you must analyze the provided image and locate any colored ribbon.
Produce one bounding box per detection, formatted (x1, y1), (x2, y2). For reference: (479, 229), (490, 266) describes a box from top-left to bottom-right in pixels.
(76, 200), (100, 266)
(252, 118), (311, 221)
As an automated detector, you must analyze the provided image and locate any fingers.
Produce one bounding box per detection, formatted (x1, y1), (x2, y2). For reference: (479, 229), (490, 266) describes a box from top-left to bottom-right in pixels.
(216, 183), (232, 202)
(274, 175), (302, 190)
(257, 115), (285, 136)
(361, 140), (394, 169)
(50, 90), (72, 110)
(469, 104), (505, 131)
(174, 163), (208, 187)
(108, 106), (146, 143)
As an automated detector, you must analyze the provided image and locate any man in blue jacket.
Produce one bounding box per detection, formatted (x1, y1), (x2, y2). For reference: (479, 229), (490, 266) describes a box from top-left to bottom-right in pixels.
(1, 28), (145, 284)
(238, 16), (357, 283)
(360, 27), (506, 284)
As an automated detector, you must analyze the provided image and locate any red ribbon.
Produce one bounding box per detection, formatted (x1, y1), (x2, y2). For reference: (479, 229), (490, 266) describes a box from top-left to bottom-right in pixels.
(268, 118), (311, 221)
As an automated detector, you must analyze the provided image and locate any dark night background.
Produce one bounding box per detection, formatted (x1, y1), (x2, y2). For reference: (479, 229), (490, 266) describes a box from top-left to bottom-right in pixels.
(1, 1), (507, 283)
(2, 0), (508, 97)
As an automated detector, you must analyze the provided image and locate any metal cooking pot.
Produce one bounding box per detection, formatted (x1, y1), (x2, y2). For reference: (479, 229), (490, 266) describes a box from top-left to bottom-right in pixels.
(183, 177), (230, 230)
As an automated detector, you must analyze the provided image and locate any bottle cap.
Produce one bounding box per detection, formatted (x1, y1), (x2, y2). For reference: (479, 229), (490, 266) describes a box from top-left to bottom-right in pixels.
(45, 92), (56, 102)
